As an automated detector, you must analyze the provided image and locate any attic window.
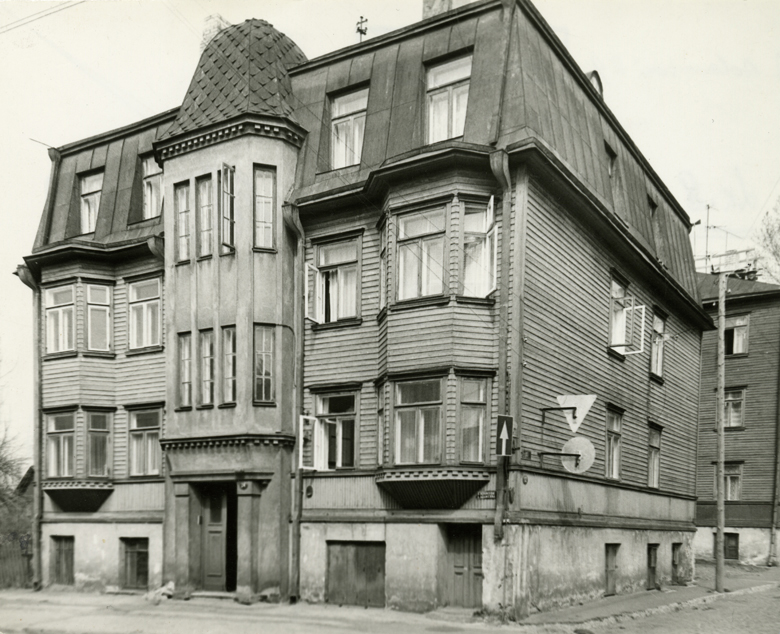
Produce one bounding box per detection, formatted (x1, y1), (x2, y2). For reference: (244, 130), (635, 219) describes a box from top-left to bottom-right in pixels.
(79, 172), (103, 234)
(427, 55), (472, 144)
(331, 88), (368, 169)
(142, 157), (163, 220)
(605, 143), (617, 177)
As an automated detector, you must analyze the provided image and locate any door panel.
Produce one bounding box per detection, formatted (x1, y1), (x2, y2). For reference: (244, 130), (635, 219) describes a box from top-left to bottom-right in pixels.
(446, 525), (482, 608)
(202, 488), (227, 591)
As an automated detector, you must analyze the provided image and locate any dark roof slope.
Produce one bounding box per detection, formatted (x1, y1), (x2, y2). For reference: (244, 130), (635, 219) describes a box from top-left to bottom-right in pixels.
(697, 272), (780, 301)
(161, 20), (306, 140)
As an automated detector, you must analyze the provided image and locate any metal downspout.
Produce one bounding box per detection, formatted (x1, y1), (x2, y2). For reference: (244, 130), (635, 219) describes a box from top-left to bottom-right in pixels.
(768, 313), (780, 566)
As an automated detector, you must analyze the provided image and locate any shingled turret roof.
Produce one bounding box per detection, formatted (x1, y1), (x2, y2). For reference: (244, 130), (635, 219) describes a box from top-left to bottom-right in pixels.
(160, 19), (306, 140)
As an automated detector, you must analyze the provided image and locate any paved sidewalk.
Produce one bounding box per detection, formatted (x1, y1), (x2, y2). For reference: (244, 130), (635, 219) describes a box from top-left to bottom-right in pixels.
(520, 561), (780, 626)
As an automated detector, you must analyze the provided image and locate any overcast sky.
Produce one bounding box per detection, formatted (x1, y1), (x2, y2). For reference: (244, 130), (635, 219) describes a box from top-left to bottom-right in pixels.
(1, 0), (779, 466)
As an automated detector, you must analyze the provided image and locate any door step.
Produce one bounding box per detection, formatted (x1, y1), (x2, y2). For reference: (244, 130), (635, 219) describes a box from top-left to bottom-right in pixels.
(191, 591), (236, 600)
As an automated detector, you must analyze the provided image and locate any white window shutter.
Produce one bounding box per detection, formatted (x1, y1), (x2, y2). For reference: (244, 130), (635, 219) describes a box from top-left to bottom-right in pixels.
(623, 304), (647, 355)
(305, 263), (322, 323)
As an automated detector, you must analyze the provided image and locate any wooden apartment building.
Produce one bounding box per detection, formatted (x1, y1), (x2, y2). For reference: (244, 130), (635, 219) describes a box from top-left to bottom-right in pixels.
(18, 0), (710, 616)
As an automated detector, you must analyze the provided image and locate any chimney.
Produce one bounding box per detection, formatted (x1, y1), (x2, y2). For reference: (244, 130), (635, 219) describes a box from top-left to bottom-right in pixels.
(201, 14), (231, 51)
(423, 0), (481, 20)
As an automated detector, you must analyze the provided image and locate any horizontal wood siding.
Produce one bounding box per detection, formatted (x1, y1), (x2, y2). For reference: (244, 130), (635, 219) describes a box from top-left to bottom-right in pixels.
(101, 482), (165, 512)
(302, 474), (401, 511)
(521, 177), (699, 497)
(696, 298), (780, 502)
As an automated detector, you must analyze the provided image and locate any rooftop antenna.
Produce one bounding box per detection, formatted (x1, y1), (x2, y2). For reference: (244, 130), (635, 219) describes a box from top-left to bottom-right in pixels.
(356, 16), (367, 42)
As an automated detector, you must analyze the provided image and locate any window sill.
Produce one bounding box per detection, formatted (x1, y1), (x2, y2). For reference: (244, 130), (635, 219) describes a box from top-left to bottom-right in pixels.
(726, 353), (749, 359)
(253, 401), (277, 408)
(315, 164), (361, 178)
(390, 295), (450, 312)
(126, 345), (164, 357)
(607, 347), (626, 362)
(455, 295), (495, 307)
(196, 254), (213, 262)
(123, 476), (164, 482)
(43, 351), (78, 361)
(175, 259), (191, 267)
(311, 317), (363, 331)
(83, 351), (116, 359)
(218, 402), (237, 409)
(220, 248), (236, 257)
(649, 373), (665, 386)
(712, 426), (746, 432)
(196, 404), (214, 410)
(252, 247), (277, 254)
(376, 306), (387, 323)
(174, 406), (192, 412)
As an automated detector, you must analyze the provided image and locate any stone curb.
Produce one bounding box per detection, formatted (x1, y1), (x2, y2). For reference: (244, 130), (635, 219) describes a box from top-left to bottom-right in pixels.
(535, 582), (779, 631)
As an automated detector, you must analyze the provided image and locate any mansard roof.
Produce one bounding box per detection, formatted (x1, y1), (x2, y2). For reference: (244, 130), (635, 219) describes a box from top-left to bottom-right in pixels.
(160, 19), (307, 141)
(697, 272), (780, 302)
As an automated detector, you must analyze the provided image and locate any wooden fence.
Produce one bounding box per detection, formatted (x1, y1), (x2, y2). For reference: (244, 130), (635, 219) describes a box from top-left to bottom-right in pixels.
(0, 541), (32, 588)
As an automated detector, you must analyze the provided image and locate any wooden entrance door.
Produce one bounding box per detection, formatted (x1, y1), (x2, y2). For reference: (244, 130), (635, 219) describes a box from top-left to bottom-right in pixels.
(202, 488), (227, 591)
(605, 543), (620, 596)
(52, 536), (74, 585)
(326, 542), (386, 607)
(446, 525), (483, 608)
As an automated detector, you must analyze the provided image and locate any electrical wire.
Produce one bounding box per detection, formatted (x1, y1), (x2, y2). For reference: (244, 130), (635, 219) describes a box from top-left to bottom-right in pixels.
(0, 1), (85, 36)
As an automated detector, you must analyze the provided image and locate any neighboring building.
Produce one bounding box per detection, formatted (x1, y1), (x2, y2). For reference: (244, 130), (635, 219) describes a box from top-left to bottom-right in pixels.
(694, 273), (780, 565)
(17, 0), (709, 617)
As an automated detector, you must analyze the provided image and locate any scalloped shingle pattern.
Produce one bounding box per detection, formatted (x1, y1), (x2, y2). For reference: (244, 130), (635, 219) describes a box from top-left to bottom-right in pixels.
(161, 19), (307, 140)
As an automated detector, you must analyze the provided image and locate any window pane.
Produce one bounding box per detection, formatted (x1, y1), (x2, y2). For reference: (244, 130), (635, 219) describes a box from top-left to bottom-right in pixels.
(147, 432), (160, 475)
(341, 419), (355, 468)
(464, 207), (486, 233)
(461, 406), (483, 462)
(48, 287), (73, 306)
(62, 307), (74, 351)
(397, 379), (441, 405)
(318, 394), (355, 415)
(51, 414), (74, 431)
(398, 243), (420, 301)
(130, 434), (144, 475)
(733, 326), (747, 354)
(399, 209), (445, 239)
(607, 411), (622, 432)
(319, 241), (357, 266)
(427, 56), (472, 90)
(81, 173), (103, 194)
(338, 264), (357, 318)
(62, 434), (74, 476)
(130, 305), (145, 348)
(428, 90), (450, 143)
(421, 408), (440, 462)
(451, 83), (469, 137)
(90, 433), (108, 476)
(89, 306), (109, 350)
(463, 236), (486, 296)
(352, 112), (366, 165)
(421, 236), (444, 295)
(89, 413), (109, 430)
(397, 410), (416, 463)
(131, 280), (160, 302)
(88, 285), (109, 305)
(332, 119), (351, 169)
(133, 411), (159, 429)
(333, 88), (369, 117)
(48, 436), (59, 476)
(462, 379), (486, 403)
(148, 301), (160, 346)
(47, 310), (60, 353)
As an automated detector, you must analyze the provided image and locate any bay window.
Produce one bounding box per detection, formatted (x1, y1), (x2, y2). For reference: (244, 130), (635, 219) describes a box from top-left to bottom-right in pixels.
(427, 55), (471, 143)
(87, 411), (110, 477)
(47, 412), (74, 477)
(45, 285), (75, 354)
(395, 378), (442, 464)
(254, 167), (275, 249)
(87, 284), (111, 351)
(128, 279), (161, 349)
(397, 208), (445, 300)
(460, 378), (486, 463)
(129, 409), (161, 477)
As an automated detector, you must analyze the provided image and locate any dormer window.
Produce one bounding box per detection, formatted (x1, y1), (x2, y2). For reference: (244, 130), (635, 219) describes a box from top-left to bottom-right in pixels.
(79, 172), (103, 234)
(426, 55), (471, 144)
(142, 157), (163, 219)
(331, 88), (368, 169)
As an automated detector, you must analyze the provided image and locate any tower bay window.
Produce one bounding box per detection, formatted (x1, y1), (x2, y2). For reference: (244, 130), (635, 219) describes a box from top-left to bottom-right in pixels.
(128, 279), (161, 349)
(253, 325), (275, 403)
(395, 378), (442, 464)
(175, 182), (190, 261)
(254, 167), (275, 249)
(45, 285), (75, 354)
(427, 55), (471, 144)
(197, 176), (213, 257)
(397, 208), (445, 301)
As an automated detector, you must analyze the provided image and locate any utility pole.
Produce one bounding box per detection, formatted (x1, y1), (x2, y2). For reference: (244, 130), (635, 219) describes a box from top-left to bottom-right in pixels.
(715, 271), (726, 592)
(356, 16), (367, 42)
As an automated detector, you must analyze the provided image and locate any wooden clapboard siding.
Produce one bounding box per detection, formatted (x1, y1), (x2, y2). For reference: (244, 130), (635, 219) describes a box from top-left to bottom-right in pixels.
(696, 296), (780, 503)
(112, 408), (128, 479)
(521, 177), (698, 496)
(80, 357), (115, 404)
(100, 482), (165, 512)
(452, 306), (496, 368)
(302, 474), (401, 511)
(116, 355), (166, 405)
(359, 384), (377, 469)
(42, 358), (80, 407)
(387, 307), (454, 371)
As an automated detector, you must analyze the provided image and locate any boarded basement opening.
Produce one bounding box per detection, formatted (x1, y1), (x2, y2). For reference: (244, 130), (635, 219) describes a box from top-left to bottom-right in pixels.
(326, 541), (386, 607)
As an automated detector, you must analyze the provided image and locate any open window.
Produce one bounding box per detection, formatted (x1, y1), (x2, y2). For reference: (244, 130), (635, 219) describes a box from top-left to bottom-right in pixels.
(305, 238), (359, 324)
(298, 394), (356, 470)
(462, 196), (497, 297)
(609, 279), (645, 355)
(220, 163), (235, 251)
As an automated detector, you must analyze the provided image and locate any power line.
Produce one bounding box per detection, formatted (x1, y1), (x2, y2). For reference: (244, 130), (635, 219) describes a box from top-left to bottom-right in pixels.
(0, 1), (85, 36)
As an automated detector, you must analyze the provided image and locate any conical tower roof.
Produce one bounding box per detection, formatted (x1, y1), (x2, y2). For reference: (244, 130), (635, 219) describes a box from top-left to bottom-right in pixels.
(161, 19), (306, 140)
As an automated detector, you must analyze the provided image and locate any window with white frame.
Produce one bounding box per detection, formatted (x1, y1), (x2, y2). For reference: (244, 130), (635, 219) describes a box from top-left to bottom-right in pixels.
(79, 172), (103, 234)
(45, 285), (75, 354)
(129, 409), (161, 476)
(725, 389), (745, 428)
(87, 284), (111, 351)
(647, 425), (661, 488)
(197, 176), (213, 258)
(178, 333), (192, 408)
(379, 223), (387, 310)
(313, 393), (356, 470)
(460, 378), (486, 463)
(142, 157), (162, 220)
(128, 279), (161, 349)
(331, 87), (368, 169)
(47, 412), (74, 477)
(395, 378), (442, 464)
(220, 164), (235, 251)
(725, 315), (749, 355)
(254, 167), (275, 249)
(463, 197), (496, 297)
(650, 313), (666, 376)
(87, 411), (110, 477)
(397, 208), (445, 301)
(253, 325), (274, 403)
(175, 182), (190, 261)
(715, 463), (742, 501)
(309, 239), (359, 323)
(222, 326), (236, 403)
(609, 278), (645, 354)
(606, 409), (622, 479)
(427, 55), (471, 144)
(199, 330), (214, 406)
